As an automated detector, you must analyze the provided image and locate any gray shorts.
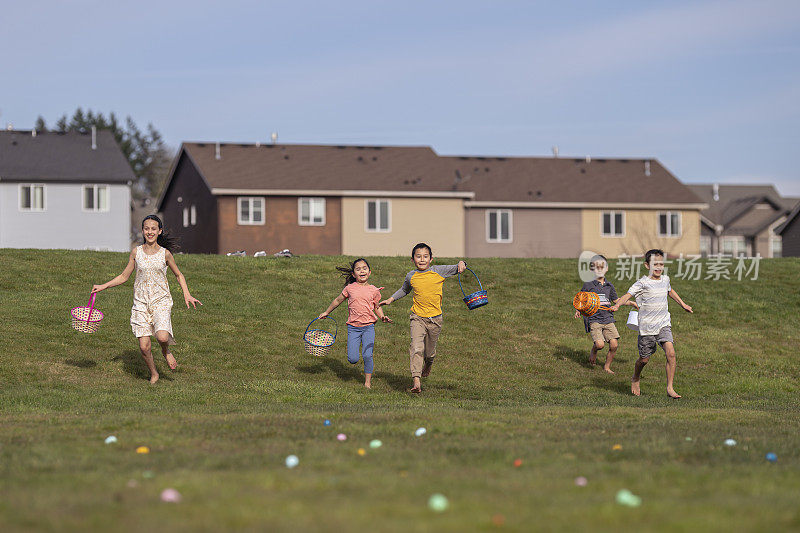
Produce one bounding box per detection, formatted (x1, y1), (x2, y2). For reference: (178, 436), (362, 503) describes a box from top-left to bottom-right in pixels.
(637, 326), (674, 359)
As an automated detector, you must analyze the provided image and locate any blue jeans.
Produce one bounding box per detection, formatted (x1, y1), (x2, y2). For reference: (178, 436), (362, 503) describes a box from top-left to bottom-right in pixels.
(346, 324), (375, 374)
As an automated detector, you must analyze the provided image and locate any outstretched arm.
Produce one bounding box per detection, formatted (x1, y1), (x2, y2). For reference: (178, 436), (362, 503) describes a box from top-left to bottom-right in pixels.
(609, 293), (632, 312)
(319, 294), (346, 318)
(166, 250), (203, 309)
(614, 297), (638, 310)
(92, 249), (136, 293)
(669, 289), (693, 313)
(380, 273), (412, 306)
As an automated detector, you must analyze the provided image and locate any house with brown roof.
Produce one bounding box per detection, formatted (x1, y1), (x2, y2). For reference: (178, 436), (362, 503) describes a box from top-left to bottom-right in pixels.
(687, 184), (798, 257)
(156, 142), (706, 258)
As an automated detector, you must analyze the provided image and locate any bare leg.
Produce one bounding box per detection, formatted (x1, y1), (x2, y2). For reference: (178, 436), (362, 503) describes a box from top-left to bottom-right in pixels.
(364, 373), (372, 389)
(138, 336), (159, 384)
(663, 342), (681, 398)
(604, 339), (618, 374)
(590, 340), (603, 365)
(155, 330), (176, 370)
(631, 357), (647, 396)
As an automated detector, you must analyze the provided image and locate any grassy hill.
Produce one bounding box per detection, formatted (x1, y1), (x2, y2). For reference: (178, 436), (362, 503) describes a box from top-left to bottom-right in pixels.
(1, 249), (799, 532)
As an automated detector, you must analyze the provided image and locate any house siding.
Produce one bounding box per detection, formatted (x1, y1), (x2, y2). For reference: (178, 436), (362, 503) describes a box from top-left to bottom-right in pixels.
(159, 153), (218, 254)
(0, 182), (130, 251)
(581, 209), (701, 258)
(217, 196), (341, 256)
(341, 197), (464, 257)
(780, 215), (800, 257)
(465, 207), (581, 258)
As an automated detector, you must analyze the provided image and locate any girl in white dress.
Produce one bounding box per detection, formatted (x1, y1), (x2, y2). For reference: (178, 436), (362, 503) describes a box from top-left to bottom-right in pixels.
(92, 215), (202, 384)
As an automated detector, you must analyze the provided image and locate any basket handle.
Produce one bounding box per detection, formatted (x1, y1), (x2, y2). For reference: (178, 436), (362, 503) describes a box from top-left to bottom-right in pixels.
(304, 316), (337, 340)
(458, 267), (482, 298)
(86, 293), (96, 324)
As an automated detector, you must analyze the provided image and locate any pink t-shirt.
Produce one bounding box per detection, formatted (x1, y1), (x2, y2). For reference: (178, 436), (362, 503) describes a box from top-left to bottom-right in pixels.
(341, 283), (382, 327)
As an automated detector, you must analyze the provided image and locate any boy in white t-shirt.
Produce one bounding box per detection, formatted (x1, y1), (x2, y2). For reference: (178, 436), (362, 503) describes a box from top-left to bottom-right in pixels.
(610, 249), (693, 398)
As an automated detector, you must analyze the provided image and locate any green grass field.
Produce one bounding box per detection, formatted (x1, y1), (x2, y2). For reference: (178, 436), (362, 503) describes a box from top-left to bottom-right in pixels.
(1, 249), (799, 532)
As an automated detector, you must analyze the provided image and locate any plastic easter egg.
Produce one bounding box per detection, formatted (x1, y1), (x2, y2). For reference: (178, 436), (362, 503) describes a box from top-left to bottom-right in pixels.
(724, 439), (737, 447)
(615, 489), (642, 507)
(136, 446), (150, 454)
(575, 476), (588, 487)
(766, 452), (777, 462)
(357, 448), (366, 456)
(105, 436), (117, 444)
(285, 455), (299, 468)
(369, 440), (382, 449)
(160, 488), (182, 503)
(428, 493), (449, 512)
(324, 419), (331, 426)
(337, 433), (347, 441)
(415, 427), (427, 437)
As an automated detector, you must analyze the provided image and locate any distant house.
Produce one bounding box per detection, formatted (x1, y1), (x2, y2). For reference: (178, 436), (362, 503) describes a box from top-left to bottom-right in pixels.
(688, 184), (798, 258)
(0, 129), (134, 251)
(157, 142), (705, 258)
(775, 202), (800, 257)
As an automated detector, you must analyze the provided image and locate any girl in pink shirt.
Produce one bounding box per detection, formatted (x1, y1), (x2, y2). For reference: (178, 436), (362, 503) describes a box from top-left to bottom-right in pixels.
(319, 258), (392, 389)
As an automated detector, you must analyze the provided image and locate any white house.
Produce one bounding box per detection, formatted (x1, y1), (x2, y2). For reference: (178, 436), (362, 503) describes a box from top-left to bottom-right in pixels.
(0, 129), (134, 251)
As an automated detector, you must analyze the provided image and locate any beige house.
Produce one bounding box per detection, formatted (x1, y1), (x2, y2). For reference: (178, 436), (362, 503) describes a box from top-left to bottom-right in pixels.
(688, 184), (798, 257)
(448, 156), (705, 258)
(157, 142), (704, 258)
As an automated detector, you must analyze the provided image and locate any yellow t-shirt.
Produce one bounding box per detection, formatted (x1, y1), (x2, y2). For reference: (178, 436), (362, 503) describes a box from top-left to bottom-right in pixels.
(390, 264), (460, 317)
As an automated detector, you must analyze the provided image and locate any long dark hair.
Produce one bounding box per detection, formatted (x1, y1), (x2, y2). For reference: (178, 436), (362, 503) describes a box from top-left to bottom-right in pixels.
(336, 258), (370, 286)
(142, 215), (179, 252)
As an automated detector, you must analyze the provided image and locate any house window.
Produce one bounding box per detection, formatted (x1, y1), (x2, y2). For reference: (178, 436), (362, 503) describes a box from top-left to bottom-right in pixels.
(700, 235), (712, 257)
(601, 211), (624, 236)
(771, 236), (782, 258)
(658, 211), (681, 237)
(486, 209), (512, 243)
(238, 197), (265, 225)
(365, 199), (390, 232)
(722, 236), (747, 257)
(299, 198), (325, 226)
(82, 185), (109, 212)
(20, 184), (45, 211)
(190, 205), (197, 226)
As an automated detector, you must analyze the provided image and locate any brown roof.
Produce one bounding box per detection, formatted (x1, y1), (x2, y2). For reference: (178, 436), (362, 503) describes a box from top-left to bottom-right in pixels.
(164, 142), (704, 207)
(688, 184), (793, 226)
(0, 130), (135, 183)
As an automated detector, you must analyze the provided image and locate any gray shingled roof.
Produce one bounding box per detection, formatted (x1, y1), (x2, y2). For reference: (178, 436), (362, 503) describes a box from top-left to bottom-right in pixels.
(169, 142), (704, 206)
(688, 184), (798, 237)
(0, 130), (135, 183)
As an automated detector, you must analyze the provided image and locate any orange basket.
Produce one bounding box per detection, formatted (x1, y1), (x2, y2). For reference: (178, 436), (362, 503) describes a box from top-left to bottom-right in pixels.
(71, 293), (105, 333)
(572, 291), (611, 317)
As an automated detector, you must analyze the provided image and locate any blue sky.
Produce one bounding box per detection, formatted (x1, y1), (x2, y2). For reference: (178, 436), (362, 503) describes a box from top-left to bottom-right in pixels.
(2, 0), (799, 195)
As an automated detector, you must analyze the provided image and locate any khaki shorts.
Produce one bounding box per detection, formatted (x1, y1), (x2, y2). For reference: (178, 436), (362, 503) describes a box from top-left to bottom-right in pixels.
(589, 322), (620, 343)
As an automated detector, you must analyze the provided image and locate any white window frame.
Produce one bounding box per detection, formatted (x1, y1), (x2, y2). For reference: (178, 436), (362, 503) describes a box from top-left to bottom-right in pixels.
(81, 184), (110, 212)
(699, 235), (712, 257)
(365, 199), (391, 232)
(237, 197), (265, 225)
(19, 184), (46, 212)
(298, 197), (326, 226)
(600, 211), (625, 237)
(770, 235), (782, 258)
(486, 209), (513, 243)
(190, 205), (197, 226)
(721, 236), (747, 257)
(658, 211), (682, 237)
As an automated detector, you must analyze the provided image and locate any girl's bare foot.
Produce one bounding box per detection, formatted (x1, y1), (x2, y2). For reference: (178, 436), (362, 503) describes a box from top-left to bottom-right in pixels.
(604, 366), (615, 374)
(149, 373), (159, 384)
(667, 388), (681, 399)
(163, 351), (177, 370)
(364, 374), (372, 389)
(631, 379), (641, 396)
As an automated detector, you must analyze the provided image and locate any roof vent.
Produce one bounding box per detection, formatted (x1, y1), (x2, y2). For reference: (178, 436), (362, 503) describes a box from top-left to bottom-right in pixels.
(91, 126), (97, 150)
(215, 142), (221, 160)
(713, 183), (720, 202)
(270, 132), (278, 144)
(585, 155), (591, 163)
(552, 145), (559, 158)
(644, 160), (651, 177)
(31, 129), (37, 138)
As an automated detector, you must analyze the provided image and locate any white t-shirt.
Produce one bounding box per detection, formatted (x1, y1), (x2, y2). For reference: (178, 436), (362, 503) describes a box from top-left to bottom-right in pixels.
(627, 275), (671, 335)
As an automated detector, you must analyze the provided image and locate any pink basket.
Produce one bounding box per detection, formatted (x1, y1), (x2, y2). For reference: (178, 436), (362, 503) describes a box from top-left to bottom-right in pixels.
(70, 293), (104, 333)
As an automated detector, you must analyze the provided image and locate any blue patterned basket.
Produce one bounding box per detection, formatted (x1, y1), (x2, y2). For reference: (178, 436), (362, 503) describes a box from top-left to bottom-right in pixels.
(303, 317), (337, 357)
(458, 267), (488, 310)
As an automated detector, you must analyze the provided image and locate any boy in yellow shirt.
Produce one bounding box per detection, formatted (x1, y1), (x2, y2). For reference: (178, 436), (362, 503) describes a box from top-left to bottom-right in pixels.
(380, 243), (466, 393)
